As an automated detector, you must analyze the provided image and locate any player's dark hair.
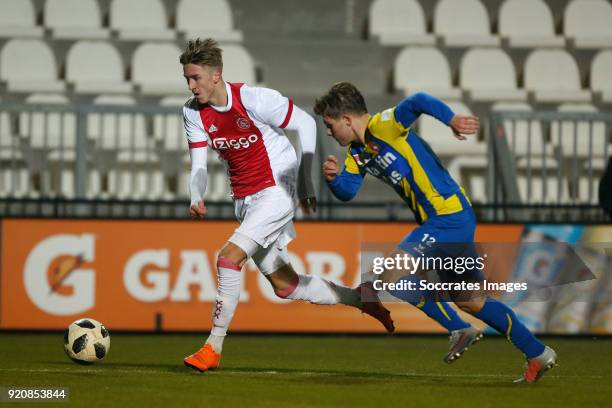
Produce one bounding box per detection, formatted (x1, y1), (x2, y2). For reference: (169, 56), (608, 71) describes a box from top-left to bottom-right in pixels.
(180, 38), (223, 69)
(314, 82), (368, 118)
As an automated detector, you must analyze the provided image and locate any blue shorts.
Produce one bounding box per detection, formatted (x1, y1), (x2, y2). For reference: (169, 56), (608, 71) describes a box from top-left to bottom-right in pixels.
(398, 195), (484, 284)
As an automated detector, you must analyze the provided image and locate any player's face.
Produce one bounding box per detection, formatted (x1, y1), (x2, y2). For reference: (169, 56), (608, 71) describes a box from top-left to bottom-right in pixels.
(323, 116), (353, 146)
(183, 63), (220, 104)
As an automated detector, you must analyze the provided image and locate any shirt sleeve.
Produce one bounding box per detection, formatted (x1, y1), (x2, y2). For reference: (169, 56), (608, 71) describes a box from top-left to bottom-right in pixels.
(183, 99), (210, 149)
(240, 85), (294, 128)
(393, 92), (455, 128)
(326, 148), (364, 202)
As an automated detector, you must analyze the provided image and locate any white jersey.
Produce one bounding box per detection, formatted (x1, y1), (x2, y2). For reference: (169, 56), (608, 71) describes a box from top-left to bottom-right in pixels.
(183, 81), (298, 198)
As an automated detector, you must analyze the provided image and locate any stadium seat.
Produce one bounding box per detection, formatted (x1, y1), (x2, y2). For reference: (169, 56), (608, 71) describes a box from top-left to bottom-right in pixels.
(88, 95), (158, 199)
(154, 96), (186, 151)
(368, 0), (435, 46)
(433, 0), (499, 47)
(524, 49), (591, 102)
(498, 0), (565, 48)
(66, 41), (132, 94)
(550, 103), (610, 157)
(221, 45), (257, 84)
(132, 43), (188, 95)
(44, 0), (110, 40)
(416, 101), (486, 156)
(153, 97), (188, 199)
(517, 171), (568, 204)
(110, 0), (175, 41)
(19, 94), (76, 197)
(564, 0), (612, 49)
(176, 0), (243, 42)
(0, 39), (65, 93)
(394, 47), (461, 99)
(446, 156), (488, 204)
(460, 48), (527, 101)
(578, 177), (600, 204)
(591, 50), (612, 103)
(491, 102), (551, 156)
(0, 0), (43, 38)
(0, 97), (28, 198)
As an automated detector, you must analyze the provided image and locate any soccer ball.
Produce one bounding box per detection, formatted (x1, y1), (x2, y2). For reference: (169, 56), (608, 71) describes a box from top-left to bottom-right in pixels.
(63, 318), (110, 365)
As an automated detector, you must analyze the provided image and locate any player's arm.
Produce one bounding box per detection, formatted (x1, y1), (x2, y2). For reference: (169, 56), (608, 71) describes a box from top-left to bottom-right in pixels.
(394, 92), (479, 140)
(323, 152), (364, 202)
(245, 85), (318, 214)
(183, 103), (209, 219)
(283, 105), (318, 215)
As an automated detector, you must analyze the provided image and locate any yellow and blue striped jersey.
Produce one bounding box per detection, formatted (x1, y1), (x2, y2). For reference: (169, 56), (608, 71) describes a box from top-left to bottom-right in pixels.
(328, 93), (470, 224)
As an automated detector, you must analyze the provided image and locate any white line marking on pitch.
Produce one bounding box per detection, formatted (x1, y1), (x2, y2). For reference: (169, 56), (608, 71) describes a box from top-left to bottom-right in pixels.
(0, 367), (609, 380)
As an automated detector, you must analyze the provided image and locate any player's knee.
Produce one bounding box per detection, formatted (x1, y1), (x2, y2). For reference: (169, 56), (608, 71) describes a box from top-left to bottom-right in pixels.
(269, 267), (300, 299)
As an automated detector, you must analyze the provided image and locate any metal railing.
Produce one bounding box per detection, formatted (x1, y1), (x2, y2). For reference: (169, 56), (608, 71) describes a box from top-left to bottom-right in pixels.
(0, 102), (610, 223)
(488, 110), (612, 222)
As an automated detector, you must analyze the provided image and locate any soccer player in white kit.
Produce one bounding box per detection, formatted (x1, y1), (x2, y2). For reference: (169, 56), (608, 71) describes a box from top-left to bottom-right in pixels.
(180, 39), (394, 372)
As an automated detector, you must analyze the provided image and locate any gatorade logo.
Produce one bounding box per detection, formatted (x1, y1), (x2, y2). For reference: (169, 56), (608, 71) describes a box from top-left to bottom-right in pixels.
(24, 234), (95, 316)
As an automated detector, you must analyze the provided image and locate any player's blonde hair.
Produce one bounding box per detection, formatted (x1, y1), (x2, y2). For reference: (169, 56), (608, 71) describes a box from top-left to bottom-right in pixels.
(179, 38), (223, 69)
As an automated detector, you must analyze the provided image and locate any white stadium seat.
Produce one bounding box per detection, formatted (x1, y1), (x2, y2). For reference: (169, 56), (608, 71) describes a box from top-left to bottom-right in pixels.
(394, 47), (461, 99)
(88, 95), (156, 200)
(517, 173), (568, 204)
(44, 0), (110, 39)
(0, 0), (43, 38)
(446, 156), (488, 204)
(491, 102), (551, 156)
(369, 0), (435, 46)
(0, 39), (65, 93)
(498, 0), (565, 48)
(551, 103), (610, 157)
(176, 0), (243, 42)
(155, 96), (186, 151)
(221, 45), (257, 84)
(460, 48), (527, 101)
(20, 93), (74, 150)
(132, 43), (188, 95)
(417, 101), (486, 156)
(110, 0), (175, 41)
(66, 41), (132, 94)
(564, 0), (612, 49)
(434, 0), (499, 47)
(591, 50), (612, 103)
(524, 49), (591, 102)
(20, 94), (76, 198)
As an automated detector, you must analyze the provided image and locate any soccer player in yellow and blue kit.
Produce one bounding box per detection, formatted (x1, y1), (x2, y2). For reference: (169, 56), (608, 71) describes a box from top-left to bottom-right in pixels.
(314, 82), (557, 383)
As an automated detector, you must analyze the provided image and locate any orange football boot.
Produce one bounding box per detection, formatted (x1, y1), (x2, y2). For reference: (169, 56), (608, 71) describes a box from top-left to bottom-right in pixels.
(184, 343), (221, 372)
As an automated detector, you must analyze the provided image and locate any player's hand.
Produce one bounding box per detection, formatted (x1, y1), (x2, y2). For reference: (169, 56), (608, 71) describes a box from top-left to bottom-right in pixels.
(322, 155), (340, 181)
(450, 115), (480, 141)
(300, 197), (317, 215)
(189, 200), (207, 219)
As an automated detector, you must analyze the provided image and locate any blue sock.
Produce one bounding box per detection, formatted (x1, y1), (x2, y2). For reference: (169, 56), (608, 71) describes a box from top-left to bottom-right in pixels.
(390, 276), (470, 332)
(474, 298), (545, 359)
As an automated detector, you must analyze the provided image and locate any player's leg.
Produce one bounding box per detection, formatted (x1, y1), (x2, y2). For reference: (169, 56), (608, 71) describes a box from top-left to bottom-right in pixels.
(454, 297), (556, 383)
(253, 244), (394, 332)
(184, 238), (251, 372)
(391, 226), (474, 335)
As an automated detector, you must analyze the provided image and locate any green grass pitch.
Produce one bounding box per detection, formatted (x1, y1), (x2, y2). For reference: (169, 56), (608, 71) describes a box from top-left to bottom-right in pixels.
(0, 334), (610, 407)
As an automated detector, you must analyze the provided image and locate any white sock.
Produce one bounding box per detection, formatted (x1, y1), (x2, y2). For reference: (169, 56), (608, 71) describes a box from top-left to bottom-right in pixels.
(206, 257), (242, 353)
(286, 275), (362, 308)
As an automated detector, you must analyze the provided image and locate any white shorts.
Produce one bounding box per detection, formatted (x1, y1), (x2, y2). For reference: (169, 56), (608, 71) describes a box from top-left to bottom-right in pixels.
(229, 184), (296, 252)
